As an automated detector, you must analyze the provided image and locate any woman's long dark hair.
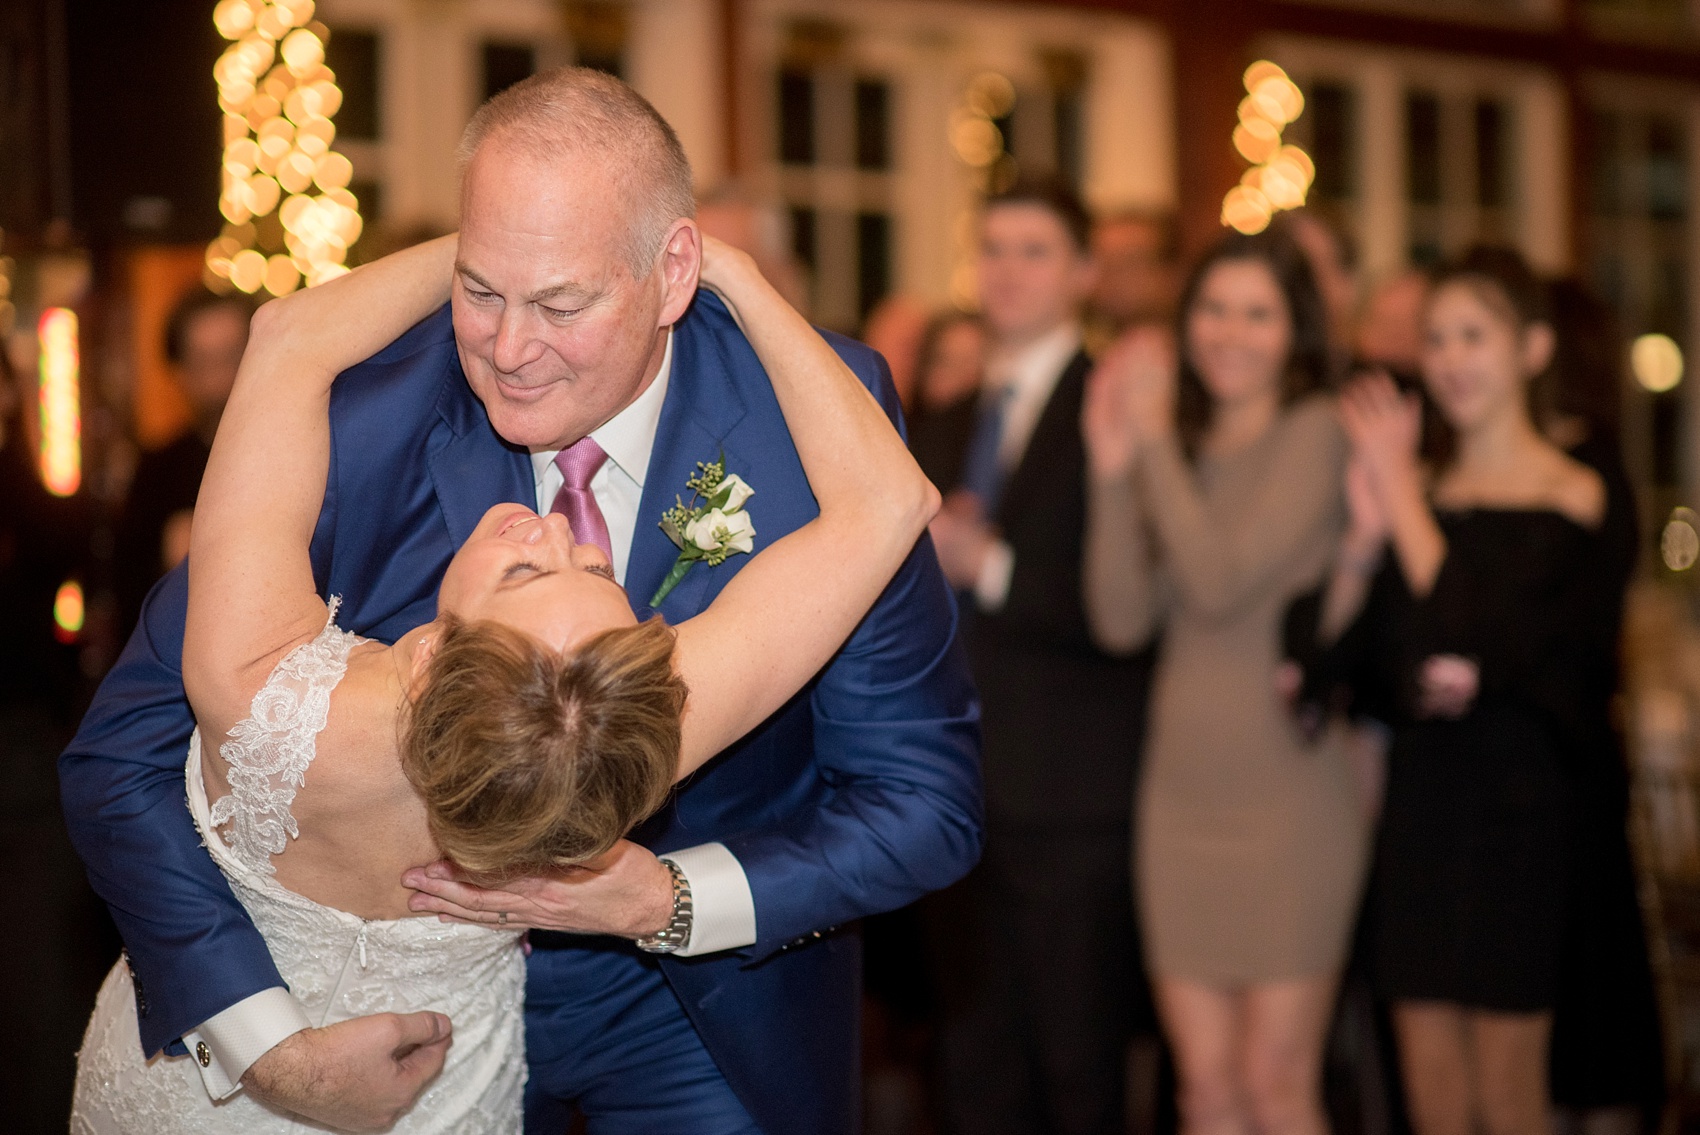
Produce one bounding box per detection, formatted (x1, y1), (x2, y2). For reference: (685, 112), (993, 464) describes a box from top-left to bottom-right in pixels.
(1173, 222), (1333, 459)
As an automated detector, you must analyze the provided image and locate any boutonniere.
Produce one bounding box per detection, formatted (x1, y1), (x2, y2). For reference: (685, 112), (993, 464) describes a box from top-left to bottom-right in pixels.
(649, 455), (756, 607)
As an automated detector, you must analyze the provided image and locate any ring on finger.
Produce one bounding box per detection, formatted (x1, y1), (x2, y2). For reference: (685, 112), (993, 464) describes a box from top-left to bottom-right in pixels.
(498, 911), (509, 925)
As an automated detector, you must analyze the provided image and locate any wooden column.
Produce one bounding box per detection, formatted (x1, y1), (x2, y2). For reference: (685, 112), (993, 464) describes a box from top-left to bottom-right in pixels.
(1167, 0), (1255, 260)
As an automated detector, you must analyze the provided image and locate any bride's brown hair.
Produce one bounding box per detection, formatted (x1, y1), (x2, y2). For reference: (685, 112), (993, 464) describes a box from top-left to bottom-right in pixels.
(401, 616), (685, 876)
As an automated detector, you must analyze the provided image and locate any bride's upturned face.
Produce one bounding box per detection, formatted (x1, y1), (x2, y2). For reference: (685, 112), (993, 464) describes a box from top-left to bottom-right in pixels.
(438, 504), (637, 653)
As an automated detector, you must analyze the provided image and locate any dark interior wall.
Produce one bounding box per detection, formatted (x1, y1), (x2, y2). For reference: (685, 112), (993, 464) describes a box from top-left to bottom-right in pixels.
(66, 0), (224, 245)
(0, 1), (52, 240)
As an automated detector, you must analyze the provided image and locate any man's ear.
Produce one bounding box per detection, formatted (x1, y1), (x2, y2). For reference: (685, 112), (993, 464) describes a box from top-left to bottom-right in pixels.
(656, 219), (703, 327)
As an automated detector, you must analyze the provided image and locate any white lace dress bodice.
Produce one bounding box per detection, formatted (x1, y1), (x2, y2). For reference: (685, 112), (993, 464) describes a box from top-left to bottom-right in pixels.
(72, 608), (526, 1133)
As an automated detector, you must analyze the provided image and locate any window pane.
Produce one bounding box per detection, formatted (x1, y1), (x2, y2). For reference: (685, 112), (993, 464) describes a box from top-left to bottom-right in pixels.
(1405, 92), (1441, 205)
(482, 42), (535, 103)
(1054, 87), (1084, 188)
(1591, 110), (1623, 217)
(790, 205), (817, 271)
(325, 28), (381, 141)
(778, 71), (815, 165)
(1647, 115), (1687, 221)
(857, 212), (891, 320)
(855, 79), (890, 171)
(1651, 252), (1689, 340)
(1475, 99), (1508, 208)
(1308, 83), (1357, 202)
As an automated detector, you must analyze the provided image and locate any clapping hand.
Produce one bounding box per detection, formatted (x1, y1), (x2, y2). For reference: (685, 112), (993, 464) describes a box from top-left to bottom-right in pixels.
(1338, 372), (1421, 498)
(1342, 454), (1389, 558)
(929, 491), (998, 591)
(1418, 653), (1479, 719)
(1082, 325), (1176, 480)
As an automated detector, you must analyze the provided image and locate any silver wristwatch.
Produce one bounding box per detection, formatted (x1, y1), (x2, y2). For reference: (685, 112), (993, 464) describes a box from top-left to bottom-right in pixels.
(634, 858), (693, 954)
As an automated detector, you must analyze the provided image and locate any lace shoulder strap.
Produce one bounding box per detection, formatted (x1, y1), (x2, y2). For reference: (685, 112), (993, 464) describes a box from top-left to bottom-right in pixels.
(207, 599), (367, 876)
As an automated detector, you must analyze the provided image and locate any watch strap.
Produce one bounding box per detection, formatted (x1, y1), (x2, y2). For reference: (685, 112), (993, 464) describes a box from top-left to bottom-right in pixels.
(634, 857), (693, 954)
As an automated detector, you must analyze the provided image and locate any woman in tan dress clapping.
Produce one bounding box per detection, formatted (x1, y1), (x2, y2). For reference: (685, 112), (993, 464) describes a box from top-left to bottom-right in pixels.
(1082, 226), (1369, 1135)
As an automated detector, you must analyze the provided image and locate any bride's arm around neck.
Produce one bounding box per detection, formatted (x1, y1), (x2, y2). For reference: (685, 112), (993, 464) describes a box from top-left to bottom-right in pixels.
(183, 236), (457, 729)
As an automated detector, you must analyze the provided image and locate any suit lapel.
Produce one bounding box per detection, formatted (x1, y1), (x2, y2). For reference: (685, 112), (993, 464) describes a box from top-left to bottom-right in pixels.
(629, 294), (750, 619)
(426, 351), (533, 545)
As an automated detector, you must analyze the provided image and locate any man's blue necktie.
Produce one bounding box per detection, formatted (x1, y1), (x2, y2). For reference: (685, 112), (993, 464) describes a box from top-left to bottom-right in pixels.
(958, 386), (1013, 515)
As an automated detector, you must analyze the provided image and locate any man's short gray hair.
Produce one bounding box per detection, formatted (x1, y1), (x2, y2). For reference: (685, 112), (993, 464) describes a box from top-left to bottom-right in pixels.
(457, 67), (696, 277)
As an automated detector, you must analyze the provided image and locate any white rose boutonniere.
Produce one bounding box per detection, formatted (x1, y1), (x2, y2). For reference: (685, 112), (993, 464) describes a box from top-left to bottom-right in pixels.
(650, 456), (757, 606)
(685, 508), (756, 555)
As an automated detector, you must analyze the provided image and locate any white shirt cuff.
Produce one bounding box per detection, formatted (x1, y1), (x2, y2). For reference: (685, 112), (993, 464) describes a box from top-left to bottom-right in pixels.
(974, 540), (1015, 612)
(661, 842), (756, 956)
(184, 986), (312, 1100)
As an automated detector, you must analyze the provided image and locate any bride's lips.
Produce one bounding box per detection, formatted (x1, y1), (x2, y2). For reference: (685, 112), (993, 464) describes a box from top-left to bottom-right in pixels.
(497, 509), (542, 536)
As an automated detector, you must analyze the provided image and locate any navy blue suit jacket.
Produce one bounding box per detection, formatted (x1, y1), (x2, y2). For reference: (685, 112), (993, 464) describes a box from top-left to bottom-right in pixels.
(59, 294), (983, 1135)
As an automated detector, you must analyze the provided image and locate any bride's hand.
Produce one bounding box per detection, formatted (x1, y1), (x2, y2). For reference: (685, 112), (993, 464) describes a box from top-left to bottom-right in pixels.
(696, 234), (765, 334)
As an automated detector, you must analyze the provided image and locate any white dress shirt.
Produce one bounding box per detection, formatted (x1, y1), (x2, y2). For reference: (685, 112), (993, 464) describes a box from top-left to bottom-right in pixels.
(973, 321), (1082, 611)
(188, 331), (757, 1101)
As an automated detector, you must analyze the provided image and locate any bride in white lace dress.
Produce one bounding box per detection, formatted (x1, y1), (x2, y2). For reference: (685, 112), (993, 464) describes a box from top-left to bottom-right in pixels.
(71, 233), (938, 1132)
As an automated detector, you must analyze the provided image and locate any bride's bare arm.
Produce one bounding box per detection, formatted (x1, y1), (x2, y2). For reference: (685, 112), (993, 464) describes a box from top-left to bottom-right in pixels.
(183, 236), (458, 726)
(669, 239), (940, 776)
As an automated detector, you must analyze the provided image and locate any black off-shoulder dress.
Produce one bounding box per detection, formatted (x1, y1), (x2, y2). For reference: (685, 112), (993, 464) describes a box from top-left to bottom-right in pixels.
(1325, 508), (1612, 1011)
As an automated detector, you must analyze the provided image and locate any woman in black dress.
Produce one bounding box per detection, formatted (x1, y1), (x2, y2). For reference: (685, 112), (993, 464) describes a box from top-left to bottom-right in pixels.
(1313, 247), (1610, 1135)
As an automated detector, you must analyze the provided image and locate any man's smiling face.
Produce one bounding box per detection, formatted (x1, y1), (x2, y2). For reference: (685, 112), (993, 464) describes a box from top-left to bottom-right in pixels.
(452, 134), (671, 451)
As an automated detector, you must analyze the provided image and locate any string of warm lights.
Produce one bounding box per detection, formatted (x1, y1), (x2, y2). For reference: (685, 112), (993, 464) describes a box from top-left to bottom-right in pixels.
(949, 72), (1018, 308)
(37, 307), (80, 498)
(1221, 61), (1315, 236)
(204, 0), (361, 296)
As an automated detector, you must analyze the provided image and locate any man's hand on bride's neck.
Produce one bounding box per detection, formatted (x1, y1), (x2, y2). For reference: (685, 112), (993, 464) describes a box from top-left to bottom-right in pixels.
(242, 1011), (453, 1131)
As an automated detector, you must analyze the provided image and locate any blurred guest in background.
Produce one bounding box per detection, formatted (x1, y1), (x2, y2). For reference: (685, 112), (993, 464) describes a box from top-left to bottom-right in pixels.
(906, 310), (986, 488)
(1082, 226), (1366, 1135)
(1284, 210), (1358, 378)
(1355, 270), (1429, 386)
(863, 294), (935, 411)
(0, 344), (115, 1134)
(1088, 210), (1178, 344)
(927, 176), (1156, 1135)
(1541, 278), (1663, 1133)
(697, 179), (811, 316)
(1314, 247), (1612, 1135)
(114, 285), (253, 637)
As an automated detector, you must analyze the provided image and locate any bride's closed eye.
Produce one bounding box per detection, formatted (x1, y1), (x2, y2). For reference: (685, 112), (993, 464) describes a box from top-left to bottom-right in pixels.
(502, 561), (548, 582)
(582, 563), (617, 583)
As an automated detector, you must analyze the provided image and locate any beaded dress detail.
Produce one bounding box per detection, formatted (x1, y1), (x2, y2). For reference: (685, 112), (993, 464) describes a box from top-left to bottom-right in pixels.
(71, 605), (526, 1133)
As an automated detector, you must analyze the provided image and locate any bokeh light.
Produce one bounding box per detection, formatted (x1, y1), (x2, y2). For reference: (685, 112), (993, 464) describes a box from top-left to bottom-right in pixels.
(53, 580), (85, 642)
(208, 0), (359, 297)
(37, 307), (80, 497)
(1633, 332), (1684, 393)
(1663, 507), (1700, 572)
(1222, 61), (1314, 234)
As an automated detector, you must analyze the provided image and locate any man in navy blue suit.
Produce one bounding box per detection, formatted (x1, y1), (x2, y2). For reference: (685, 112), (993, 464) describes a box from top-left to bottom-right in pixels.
(60, 68), (981, 1134)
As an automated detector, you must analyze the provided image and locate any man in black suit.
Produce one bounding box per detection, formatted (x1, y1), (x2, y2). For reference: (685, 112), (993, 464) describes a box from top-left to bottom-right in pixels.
(928, 178), (1157, 1135)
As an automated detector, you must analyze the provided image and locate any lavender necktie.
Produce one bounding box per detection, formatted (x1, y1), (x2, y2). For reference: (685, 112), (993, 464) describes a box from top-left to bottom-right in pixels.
(550, 437), (614, 562)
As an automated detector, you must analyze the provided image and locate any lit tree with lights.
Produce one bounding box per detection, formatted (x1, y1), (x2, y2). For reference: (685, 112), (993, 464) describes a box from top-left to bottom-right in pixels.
(204, 0), (362, 297)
